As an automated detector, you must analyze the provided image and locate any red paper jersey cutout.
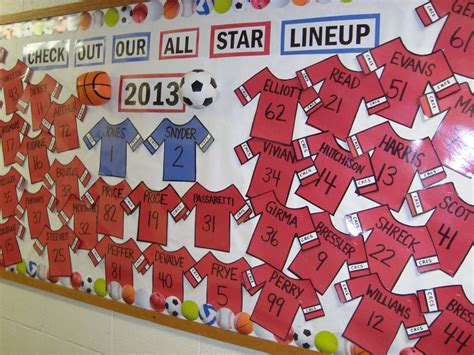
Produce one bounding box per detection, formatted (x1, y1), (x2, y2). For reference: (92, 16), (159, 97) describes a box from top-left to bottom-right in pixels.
(181, 183), (251, 252)
(242, 263), (324, 339)
(416, 285), (473, 354)
(83, 178), (131, 239)
(0, 217), (26, 267)
(16, 74), (62, 131)
(289, 212), (369, 294)
(234, 67), (322, 145)
(58, 195), (98, 250)
(16, 186), (57, 239)
(34, 224), (80, 277)
(416, 1), (473, 78)
(138, 245), (195, 300)
(88, 236), (143, 287)
(0, 60), (31, 114)
(296, 55), (389, 140)
(0, 114), (29, 166)
(0, 167), (25, 218)
(234, 138), (318, 204)
(346, 205), (440, 290)
(357, 37), (460, 127)
(406, 182), (473, 276)
(185, 252), (250, 314)
(43, 157), (91, 211)
(42, 95), (87, 153)
(15, 130), (56, 183)
(247, 190), (319, 270)
(347, 121), (446, 211)
(121, 182), (186, 245)
(335, 274), (430, 355)
(420, 82), (474, 177)
(294, 131), (377, 214)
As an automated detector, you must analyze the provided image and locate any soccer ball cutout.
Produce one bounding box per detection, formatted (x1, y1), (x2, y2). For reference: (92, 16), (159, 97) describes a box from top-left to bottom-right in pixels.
(120, 6), (133, 24)
(165, 296), (182, 317)
(179, 70), (217, 109)
(80, 275), (94, 294)
(234, 0), (251, 11)
(26, 261), (38, 278)
(294, 326), (314, 349)
(196, 0), (214, 15)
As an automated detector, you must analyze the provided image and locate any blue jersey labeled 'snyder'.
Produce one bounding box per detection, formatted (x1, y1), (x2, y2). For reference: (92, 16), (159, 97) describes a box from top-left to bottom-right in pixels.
(83, 117), (143, 178)
(144, 116), (214, 182)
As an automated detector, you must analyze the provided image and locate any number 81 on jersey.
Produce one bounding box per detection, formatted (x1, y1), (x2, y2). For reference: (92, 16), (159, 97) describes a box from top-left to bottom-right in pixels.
(119, 74), (185, 113)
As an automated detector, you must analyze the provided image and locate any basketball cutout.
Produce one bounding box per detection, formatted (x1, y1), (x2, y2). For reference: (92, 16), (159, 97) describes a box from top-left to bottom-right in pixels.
(76, 71), (111, 106)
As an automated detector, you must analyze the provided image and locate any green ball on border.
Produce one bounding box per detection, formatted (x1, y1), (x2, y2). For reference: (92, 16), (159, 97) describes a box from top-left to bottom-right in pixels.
(16, 261), (27, 276)
(94, 278), (108, 297)
(314, 330), (339, 353)
(181, 300), (199, 321)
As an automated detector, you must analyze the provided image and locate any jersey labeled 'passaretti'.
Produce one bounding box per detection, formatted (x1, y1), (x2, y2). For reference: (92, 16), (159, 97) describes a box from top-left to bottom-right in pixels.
(0, 167), (25, 218)
(0, 60), (31, 114)
(0, 114), (29, 166)
(0, 217), (25, 267)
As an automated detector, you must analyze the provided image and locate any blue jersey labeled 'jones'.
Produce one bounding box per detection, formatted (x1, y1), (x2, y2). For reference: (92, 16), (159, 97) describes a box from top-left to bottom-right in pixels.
(144, 116), (214, 182)
(84, 117), (143, 178)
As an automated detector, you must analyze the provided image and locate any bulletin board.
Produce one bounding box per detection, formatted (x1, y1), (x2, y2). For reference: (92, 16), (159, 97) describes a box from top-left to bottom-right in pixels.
(0, 0), (472, 354)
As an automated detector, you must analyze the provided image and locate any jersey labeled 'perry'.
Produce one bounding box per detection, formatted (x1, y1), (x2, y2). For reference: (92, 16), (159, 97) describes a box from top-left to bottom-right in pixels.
(121, 182), (186, 245)
(0, 114), (29, 166)
(83, 178), (131, 239)
(346, 205), (440, 290)
(234, 138), (318, 204)
(347, 121), (446, 211)
(235, 67), (322, 145)
(420, 82), (474, 177)
(294, 131), (377, 214)
(242, 263), (324, 339)
(144, 116), (214, 182)
(185, 252), (250, 314)
(0, 217), (25, 267)
(357, 37), (460, 127)
(0, 60), (31, 114)
(289, 212), (369, 294)
(180, 183), (251, 252)
(406, 182), (473, 276)
(416, 0), (473, 78)
(84, 118), (142, 178)
(16, 74), (62, 130)
(335, 274), (430, 355)
(0, 167), (25, 218)
(416, 285), (473, 355)
(138, 245), (195, 300)
(247, 191), (319, 270)
(296, 55), (389, 140)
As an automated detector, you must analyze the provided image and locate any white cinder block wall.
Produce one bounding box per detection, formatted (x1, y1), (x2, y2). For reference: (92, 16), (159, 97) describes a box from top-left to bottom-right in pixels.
(0, 1), (258, 354)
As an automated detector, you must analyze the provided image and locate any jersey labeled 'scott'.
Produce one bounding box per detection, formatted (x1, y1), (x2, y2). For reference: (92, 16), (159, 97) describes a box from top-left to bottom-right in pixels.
(121, 182), (186, 245)
(0, 217), (25, 267)
(144, 116), (214, 182)
(416, 1), (473, 78)
(16, 74), (62, 131)
(420, 82), (474, 177)
(15, 130), (56, 183)
(34, 224), (80, 277)
(347, 122), (446, 211)
(0, 60), (31, 114)
(406, 182), (473, 276)
(83, 178), (131, 239)
(294, 131), (377, 214)
(296, 55), (389, 140)
(234, 67), (322, 145)
(88, 236), (143, 286)
(84, 118), (142, 178)
(138, 245), (195, 301)
(234, 138), (318, 204)
(0, 167), (25, 218)
(346, 205), (440, 290)
(289, 212), (369, 294)
(416, 285), (473, 355)
(15, 186), (57, 239)
(242, 263), (324, 339)
(180, 183), (251, 252)
(247, 191), (319, 270)
(335, 274), (430, 355)
(185, 252), (250, 314)
(357, 37), (460, 127)
(43, 157), (91, 211)
(0, 114), (29, 166)
(43, 95), (87, 153)
(58, 194), (98, 251)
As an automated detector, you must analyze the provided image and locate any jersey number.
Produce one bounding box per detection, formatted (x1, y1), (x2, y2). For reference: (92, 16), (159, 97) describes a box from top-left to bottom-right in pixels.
(368, 244), (395, 267)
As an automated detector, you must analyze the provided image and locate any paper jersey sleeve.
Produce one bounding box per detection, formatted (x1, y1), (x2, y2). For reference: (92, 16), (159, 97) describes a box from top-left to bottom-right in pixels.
(184, 252), (212, 288)
(121, 182), (145, 215)
(83, 178), (102, 207)
(345, 206), (381, 237)
(296, 56), (338, 89)
(300, 287), (324, 321)
(427, 51), (460, 99)
(83, 117), (106, 149)
(406, 185), (443, 217)
(347, 122), (391, 157)
(234, 67), (271, 105)
(417, 139), (447, 187)
(88, 236), (110, 266)
(357, 40), (398, 74)
(191, 116), (214, 152)
(229, 186), (252, 224)
(417, 286), (458, 314)
(416, 0), (450, 26)
(241, 263), (272, 292)
(234, 138), (264, 165)
(362, 71), (391, 114)
(124, 119), (143, 151)
(33, 227), (49, 256)
(144, 120), (167, 154)
(180, 183), (200, 220)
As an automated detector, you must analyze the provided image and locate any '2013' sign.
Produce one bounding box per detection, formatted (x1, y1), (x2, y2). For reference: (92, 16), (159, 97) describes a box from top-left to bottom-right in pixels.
(119, 74), (185, 113)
